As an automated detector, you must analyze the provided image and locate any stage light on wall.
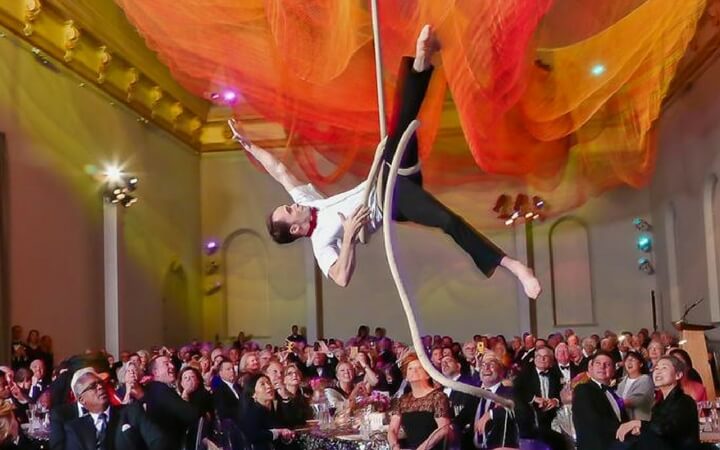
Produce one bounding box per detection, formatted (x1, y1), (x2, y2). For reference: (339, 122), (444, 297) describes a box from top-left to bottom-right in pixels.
(495, 194), (546, 227)
(638, 257), (655, 275)
(204, 240), (219, 256)
(633, 218), (652, 232)
(101, 166), (139, 208)
(104, 166), (123, 183)
(636, 234), (653, 252)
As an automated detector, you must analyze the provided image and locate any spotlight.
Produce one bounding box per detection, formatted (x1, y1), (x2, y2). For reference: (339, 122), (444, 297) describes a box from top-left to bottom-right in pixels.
(532, 196), (545, 209)
(591, 64), (606, 76)
(205, 281), (222, 296)
(221, 89), (237, 104)
(493, 194), (509, 213)
(638, 257), (654, 275)
(513, 194), (529, 213)
(205, 240), (219, 256)
(525, 212), (534, 219)
(505, 218), (514, 226)
(636, 234), (653, 252)
(633, 218), (652, 232)
(105, 166), (123, 183)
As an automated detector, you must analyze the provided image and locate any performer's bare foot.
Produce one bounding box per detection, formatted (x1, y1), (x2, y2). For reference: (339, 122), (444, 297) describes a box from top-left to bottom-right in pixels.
(413, 24), (439, 73)
(500, 257), (542, 300)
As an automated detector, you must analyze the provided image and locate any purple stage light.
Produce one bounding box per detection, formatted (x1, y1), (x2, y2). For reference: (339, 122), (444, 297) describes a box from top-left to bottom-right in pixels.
(222, 90), (237, 103)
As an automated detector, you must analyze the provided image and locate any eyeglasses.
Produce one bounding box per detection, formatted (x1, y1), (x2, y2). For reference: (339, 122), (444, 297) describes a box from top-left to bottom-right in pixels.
(78, 381), (103, 397)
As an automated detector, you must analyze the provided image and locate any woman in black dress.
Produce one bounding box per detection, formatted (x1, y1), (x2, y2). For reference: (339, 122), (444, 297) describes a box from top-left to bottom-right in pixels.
(387, 353), (452, 450)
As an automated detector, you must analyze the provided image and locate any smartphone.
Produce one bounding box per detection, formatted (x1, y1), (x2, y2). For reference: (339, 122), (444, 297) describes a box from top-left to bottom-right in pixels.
(350, 346), (359, 359)
(476, 342), (485, 355)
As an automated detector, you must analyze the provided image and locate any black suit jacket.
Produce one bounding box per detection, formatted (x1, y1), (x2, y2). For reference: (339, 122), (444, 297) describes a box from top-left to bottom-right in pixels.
(513, 366), (561, 437)
(480, 385), (519, 450)
(446, 374), (480, 448)
(637, 385), (699, 450)
(572, 381), (625, 450)
(213, 381), (243, 420)
(553, 362), (582, 384)
(64, 404), (168, 450)
(142, 381), (200, 449)
(238, 401), (285, 450)
(50, 402), (83, 450)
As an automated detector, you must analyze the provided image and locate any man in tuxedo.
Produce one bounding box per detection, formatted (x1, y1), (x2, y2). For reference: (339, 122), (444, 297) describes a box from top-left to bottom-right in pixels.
(515, 334), (537, 369)
(214, 359), (243, 421)
(513, 346), (566, 450)
(303, 351), (334, 379)
(286, 325), (306, 344)
(50, 367), (100, 450)
(572, 351), (626, 450)
(473, 352), (518, 449)
(29, 359), (49, 402)
(578, 337), (597, 372)
(553, 343), (580, 385)
(143, 355), (201, 449)
(64, 371), (168, 450)
(441, 354), (479, 449)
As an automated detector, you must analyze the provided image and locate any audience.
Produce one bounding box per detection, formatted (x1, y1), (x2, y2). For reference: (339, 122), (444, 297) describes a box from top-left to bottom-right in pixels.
(6, 322), (718, 450)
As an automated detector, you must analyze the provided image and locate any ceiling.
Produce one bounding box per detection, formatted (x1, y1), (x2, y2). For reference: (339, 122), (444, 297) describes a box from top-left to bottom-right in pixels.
(1, 0), (719, 157)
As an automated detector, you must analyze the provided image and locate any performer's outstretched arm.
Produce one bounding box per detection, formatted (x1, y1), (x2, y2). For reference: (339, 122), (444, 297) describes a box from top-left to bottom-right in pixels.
(228, 119), (303, 192)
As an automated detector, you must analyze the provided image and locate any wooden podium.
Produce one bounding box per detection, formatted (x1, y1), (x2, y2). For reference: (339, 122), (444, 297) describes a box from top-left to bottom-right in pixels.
(674, 320), (716, 399)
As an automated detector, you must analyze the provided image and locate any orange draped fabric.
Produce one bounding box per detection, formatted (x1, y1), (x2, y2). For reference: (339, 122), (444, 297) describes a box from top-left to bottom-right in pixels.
(116, 0), (705, 215)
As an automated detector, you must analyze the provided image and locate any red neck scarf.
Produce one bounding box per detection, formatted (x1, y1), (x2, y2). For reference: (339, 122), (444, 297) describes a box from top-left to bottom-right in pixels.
(306, 207), (319, 237)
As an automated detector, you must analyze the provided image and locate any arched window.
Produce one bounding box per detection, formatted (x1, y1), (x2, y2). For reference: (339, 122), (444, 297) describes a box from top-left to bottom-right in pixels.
(223, 229), (270, 339)
(703, 175), (720, 321)
(549, 217), (595, 326)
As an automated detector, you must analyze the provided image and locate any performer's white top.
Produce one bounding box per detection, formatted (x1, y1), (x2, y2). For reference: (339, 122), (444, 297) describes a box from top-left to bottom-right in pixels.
(289, 182), (382, 276)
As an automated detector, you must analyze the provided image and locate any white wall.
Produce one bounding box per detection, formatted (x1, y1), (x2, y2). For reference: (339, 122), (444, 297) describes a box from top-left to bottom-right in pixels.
(0, 35), (202, 359)
(650, 56), (720, 340)
(201, 150), (659, 343)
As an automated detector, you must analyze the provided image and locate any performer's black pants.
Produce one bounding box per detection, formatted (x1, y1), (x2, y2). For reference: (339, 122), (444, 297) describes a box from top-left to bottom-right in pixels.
(381, 57), (505, 277)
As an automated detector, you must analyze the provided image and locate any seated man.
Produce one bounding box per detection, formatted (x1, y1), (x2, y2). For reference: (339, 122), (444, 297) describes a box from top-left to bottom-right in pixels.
(228, 25), (541, 298)
(440, 354), (478, 450)
(572, 351), (625, 450)
(474, 351), (518, 450)
(143, 355), (201, 449)
(613, 355), (700, 450)
(64, 370), (168, 450)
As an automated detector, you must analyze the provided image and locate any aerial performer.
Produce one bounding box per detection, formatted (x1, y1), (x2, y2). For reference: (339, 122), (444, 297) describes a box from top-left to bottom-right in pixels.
(228, 25), (541, 300)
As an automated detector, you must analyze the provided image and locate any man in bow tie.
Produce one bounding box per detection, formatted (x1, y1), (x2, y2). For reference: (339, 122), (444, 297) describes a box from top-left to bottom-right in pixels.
(63, 371), (168, 450)
(513, 347), (566, 450)
(553, 343), (580, 385)
(572, 351), (626, 450)
(473, 352), (518, 449)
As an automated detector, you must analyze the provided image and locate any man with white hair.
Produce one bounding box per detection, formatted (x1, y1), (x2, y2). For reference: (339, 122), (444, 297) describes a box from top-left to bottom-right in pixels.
(474, 351), (518, 449)
(65, 370), (168, 449)
(553, 343), (580, 385)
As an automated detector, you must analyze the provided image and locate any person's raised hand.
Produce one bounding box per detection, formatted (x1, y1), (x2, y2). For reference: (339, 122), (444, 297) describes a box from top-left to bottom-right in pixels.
(227, 119), (253, 150)
(338, 205), (370, 243)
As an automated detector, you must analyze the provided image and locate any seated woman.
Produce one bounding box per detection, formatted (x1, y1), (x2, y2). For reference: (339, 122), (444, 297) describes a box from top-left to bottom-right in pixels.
(614, 355), (700, 450)
(239, 374), (296, 450)
(116, 361), (144, 404)
(178, 366), (213, 417)
(325, 361), (368, 408)
(668, 348), (707, 401)
(276, 363), (312, 427)
(646, 341), (664, 371)
(616, 351), (654, 421)
(353, 351), (380, 388)
(387, 353), (452, 450)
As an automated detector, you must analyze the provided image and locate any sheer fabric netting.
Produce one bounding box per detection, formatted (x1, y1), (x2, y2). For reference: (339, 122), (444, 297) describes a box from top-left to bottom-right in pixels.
(115, 0), (706, 216)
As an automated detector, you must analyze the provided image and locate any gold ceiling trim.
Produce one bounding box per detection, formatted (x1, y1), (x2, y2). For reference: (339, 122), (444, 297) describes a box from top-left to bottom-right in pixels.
(0, 0), (279, 152)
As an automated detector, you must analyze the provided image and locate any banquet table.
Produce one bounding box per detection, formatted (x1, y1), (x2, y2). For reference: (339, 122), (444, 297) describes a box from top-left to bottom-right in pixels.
(297, 426), (391, 450)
